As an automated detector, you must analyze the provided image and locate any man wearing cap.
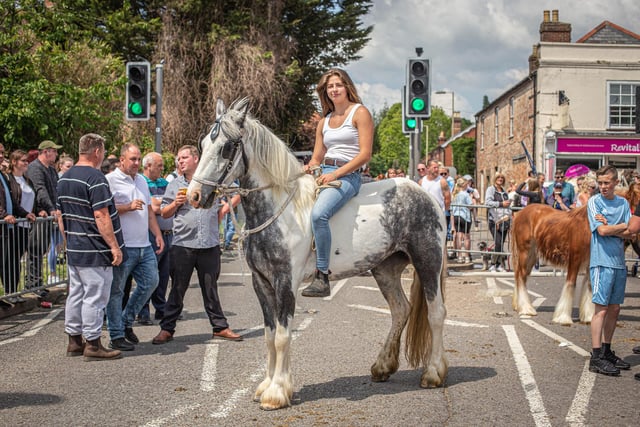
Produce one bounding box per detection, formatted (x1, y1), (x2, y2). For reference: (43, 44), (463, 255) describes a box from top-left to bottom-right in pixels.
(546, 179), (572, 211)
(546, 169), (574, 211)
(25, 140), (62, 295)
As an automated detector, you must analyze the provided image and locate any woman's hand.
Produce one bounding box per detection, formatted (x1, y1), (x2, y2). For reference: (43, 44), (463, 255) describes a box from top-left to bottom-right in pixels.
(316, 171), (339, 185)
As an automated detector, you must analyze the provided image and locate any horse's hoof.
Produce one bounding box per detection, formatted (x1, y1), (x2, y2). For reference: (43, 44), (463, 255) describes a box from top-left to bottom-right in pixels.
(371, 374), (390, 382)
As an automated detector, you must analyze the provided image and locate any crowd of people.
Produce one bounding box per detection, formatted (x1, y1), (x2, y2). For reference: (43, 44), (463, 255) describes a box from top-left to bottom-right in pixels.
(1, 136), (243, 360)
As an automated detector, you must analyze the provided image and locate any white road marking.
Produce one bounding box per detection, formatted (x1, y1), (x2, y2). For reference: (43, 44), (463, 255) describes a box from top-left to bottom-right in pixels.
(520, 319), (590, 357)
(323, 279), (348, 301)
(21, 308), (63, 337)
(348, 304), (488, 328)
(485, 278), (503, 304)
(565, 359), (596, 426)
(200, 343), (219, 391)
(220, 272), (252, 276)
(208, 316), (314, 418)
(0, 308), (63, 346)
(497, 278), (544, 298)
(519, 320), (593, 427)
(502, 325), (551, 427)
(354, 285), (381, 292)
(142, 403), (202, 427)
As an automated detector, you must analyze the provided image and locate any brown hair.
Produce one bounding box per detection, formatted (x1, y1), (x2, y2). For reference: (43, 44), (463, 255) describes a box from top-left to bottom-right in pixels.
(316, 68), (362, 116)
(9, 149), (27, 173)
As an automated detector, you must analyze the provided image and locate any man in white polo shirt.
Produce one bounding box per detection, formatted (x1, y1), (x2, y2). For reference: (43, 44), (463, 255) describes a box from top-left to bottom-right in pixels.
(105, 143), (164, 351)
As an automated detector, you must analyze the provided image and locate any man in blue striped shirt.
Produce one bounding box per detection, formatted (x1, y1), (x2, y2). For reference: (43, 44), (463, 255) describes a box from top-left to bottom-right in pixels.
(56, 133), (125, 361)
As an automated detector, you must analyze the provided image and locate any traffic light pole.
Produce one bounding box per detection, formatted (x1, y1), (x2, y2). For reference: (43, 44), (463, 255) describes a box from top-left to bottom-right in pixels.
(154, 61), (164, 153)
(409, 119), (422, 181)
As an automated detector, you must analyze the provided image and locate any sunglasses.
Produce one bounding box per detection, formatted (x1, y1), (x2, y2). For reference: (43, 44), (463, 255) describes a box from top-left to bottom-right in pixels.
(417, 168), (426, 172)
(555, 175), (564, 178)
(440, 173), (448, 176)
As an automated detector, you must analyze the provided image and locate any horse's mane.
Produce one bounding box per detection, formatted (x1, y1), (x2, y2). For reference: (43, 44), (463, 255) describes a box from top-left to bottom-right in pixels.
(221, 103), (316, 218)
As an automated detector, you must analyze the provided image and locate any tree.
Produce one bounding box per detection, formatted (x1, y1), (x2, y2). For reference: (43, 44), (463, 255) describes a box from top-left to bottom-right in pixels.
(482, 95), (490, 109)
(0, 1), (128, 154)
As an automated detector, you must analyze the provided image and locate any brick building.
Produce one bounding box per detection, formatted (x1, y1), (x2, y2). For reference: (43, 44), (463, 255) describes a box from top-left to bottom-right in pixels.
(474, 9), (640, 200)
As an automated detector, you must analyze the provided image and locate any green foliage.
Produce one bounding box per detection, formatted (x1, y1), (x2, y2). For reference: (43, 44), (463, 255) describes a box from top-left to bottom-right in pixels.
(371, 103), (476, 177)
(452, 137), (476, 176)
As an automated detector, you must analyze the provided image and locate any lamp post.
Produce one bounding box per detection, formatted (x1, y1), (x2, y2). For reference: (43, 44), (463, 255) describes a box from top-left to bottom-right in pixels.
(436, 90), (455, 138)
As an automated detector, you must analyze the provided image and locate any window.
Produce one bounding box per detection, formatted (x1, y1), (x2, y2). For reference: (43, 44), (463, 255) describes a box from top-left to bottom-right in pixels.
(494, 107), (499, 144)
(509, 97), (514, 137)
(608, 82), (637, 129)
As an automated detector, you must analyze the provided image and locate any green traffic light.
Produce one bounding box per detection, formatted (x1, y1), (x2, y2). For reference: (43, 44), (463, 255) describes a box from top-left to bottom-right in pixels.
(129, 102), (143, 115)
(406, 118), (417, 129)
(411, 98), (426, 112)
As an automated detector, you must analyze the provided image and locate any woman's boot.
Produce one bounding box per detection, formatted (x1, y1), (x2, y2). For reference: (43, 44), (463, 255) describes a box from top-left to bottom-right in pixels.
(301, 270), (330, 297)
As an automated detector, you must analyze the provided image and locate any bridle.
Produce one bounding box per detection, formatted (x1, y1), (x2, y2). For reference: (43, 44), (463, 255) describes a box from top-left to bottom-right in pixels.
(190, 109), (304, 241)
(192, 115), (248, 189)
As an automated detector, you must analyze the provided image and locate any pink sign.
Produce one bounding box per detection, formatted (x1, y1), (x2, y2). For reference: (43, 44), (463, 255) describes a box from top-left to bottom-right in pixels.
(557, 137), (640, 154)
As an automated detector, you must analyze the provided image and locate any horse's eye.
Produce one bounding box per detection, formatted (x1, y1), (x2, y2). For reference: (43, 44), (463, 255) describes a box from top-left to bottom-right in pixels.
(221, 141), (234, 160)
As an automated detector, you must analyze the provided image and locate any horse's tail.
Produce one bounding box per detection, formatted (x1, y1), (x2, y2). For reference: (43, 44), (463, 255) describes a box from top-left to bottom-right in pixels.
(405, 268), (440, 368)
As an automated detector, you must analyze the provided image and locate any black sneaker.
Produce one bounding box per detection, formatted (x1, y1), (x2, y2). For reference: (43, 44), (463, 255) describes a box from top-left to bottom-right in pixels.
(109, 337), (135, 351)
(635, 372), (640, 381)
(124, 327), (139, 344)
(589, 354), (620, 376)
(602, 350), (630, 370)
(633, 346), (640, 355)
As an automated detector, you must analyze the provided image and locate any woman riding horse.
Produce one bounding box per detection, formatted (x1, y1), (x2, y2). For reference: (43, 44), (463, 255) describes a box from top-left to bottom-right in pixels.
(301, 68), (374, 297)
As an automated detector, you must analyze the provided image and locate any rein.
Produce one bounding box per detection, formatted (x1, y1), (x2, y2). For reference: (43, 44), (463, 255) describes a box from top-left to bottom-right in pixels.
(211, 172), (307, 246)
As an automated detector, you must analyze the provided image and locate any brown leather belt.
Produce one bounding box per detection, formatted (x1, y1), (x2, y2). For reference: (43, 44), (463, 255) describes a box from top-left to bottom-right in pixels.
(322, 157), (349, 167)
(161, 230), (173, 235)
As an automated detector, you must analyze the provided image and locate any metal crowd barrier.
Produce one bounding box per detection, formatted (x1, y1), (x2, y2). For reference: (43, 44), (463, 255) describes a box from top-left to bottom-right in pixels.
(0, 216), (68, 302)
(447, 203), (640, 273)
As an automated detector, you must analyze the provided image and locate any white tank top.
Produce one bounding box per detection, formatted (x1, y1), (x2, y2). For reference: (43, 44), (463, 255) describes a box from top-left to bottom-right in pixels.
(323, 104), (361, 161)
(421, 176), (445, 211)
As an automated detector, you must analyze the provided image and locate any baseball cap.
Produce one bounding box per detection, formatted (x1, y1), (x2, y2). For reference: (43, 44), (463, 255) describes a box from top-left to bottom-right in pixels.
(463, 174), (473, 181)
(38, 140), (62, 150)
(554, 182), (563, 188)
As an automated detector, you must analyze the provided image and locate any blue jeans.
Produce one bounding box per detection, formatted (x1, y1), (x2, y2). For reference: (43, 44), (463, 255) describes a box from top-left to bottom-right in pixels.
(223, 212), (236, 247)
(47, 228), (63, 274)
(106, 245), (159, 339)
(311, 166), (361, 273)
(139, 232), (172, 320)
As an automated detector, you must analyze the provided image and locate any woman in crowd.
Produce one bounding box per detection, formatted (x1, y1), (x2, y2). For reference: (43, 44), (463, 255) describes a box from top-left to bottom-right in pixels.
(575, 176), (598, 208)
(4, 150), (40, 302)
(516, 177), (544, 205)
(485, 173), (512, 272)
(47, 155), (74, 284)
(451, 177), (473, 263)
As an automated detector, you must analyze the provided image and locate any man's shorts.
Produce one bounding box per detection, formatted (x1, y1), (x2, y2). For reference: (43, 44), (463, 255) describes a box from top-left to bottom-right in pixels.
(590, 266), (627, 305)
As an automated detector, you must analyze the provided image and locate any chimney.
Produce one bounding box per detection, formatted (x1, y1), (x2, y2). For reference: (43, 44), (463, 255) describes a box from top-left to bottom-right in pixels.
(528, 44), (539, 73)
(452, 112), (461, 136)
(438, 131), (446, 146)
(539, 10), (571, 42)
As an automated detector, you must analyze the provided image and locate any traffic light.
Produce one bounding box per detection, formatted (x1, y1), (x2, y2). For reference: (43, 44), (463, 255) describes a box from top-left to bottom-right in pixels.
(401, 85), (420, 134)
(126, 61), (151, 121)
(405, 59), (430, 118)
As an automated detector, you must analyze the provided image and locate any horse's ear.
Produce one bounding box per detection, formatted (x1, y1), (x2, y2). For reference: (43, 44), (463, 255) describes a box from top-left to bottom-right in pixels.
(216, 99), (226, 120)
(233, 97), (250, 128)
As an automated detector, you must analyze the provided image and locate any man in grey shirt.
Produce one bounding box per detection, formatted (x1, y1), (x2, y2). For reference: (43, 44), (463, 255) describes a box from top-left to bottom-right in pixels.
(152, 145), (242, 344)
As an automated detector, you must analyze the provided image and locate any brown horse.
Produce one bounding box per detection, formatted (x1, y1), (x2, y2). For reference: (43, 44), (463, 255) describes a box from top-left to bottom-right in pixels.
(511, 204), (593, 325)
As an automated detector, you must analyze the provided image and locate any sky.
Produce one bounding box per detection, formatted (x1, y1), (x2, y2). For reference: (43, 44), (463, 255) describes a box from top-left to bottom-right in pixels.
(345, 0), (640, 120)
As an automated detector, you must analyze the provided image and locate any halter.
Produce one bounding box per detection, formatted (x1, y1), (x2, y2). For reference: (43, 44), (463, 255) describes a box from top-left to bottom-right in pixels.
(192, 117), (248, 190)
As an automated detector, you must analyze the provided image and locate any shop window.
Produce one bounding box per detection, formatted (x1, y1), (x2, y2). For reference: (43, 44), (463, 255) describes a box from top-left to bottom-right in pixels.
(608, 82), (637, 129)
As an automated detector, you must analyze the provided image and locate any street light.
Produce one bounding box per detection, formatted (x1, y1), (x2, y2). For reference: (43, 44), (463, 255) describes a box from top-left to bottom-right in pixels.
(436, 90), (455, 138)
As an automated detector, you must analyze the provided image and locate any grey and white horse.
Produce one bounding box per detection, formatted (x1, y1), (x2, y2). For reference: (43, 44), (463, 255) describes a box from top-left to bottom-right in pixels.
(188, 98), (448, 410)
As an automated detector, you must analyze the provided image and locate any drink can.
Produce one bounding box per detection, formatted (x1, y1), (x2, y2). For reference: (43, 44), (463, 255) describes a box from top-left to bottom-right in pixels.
(40, 301), (52, 309)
